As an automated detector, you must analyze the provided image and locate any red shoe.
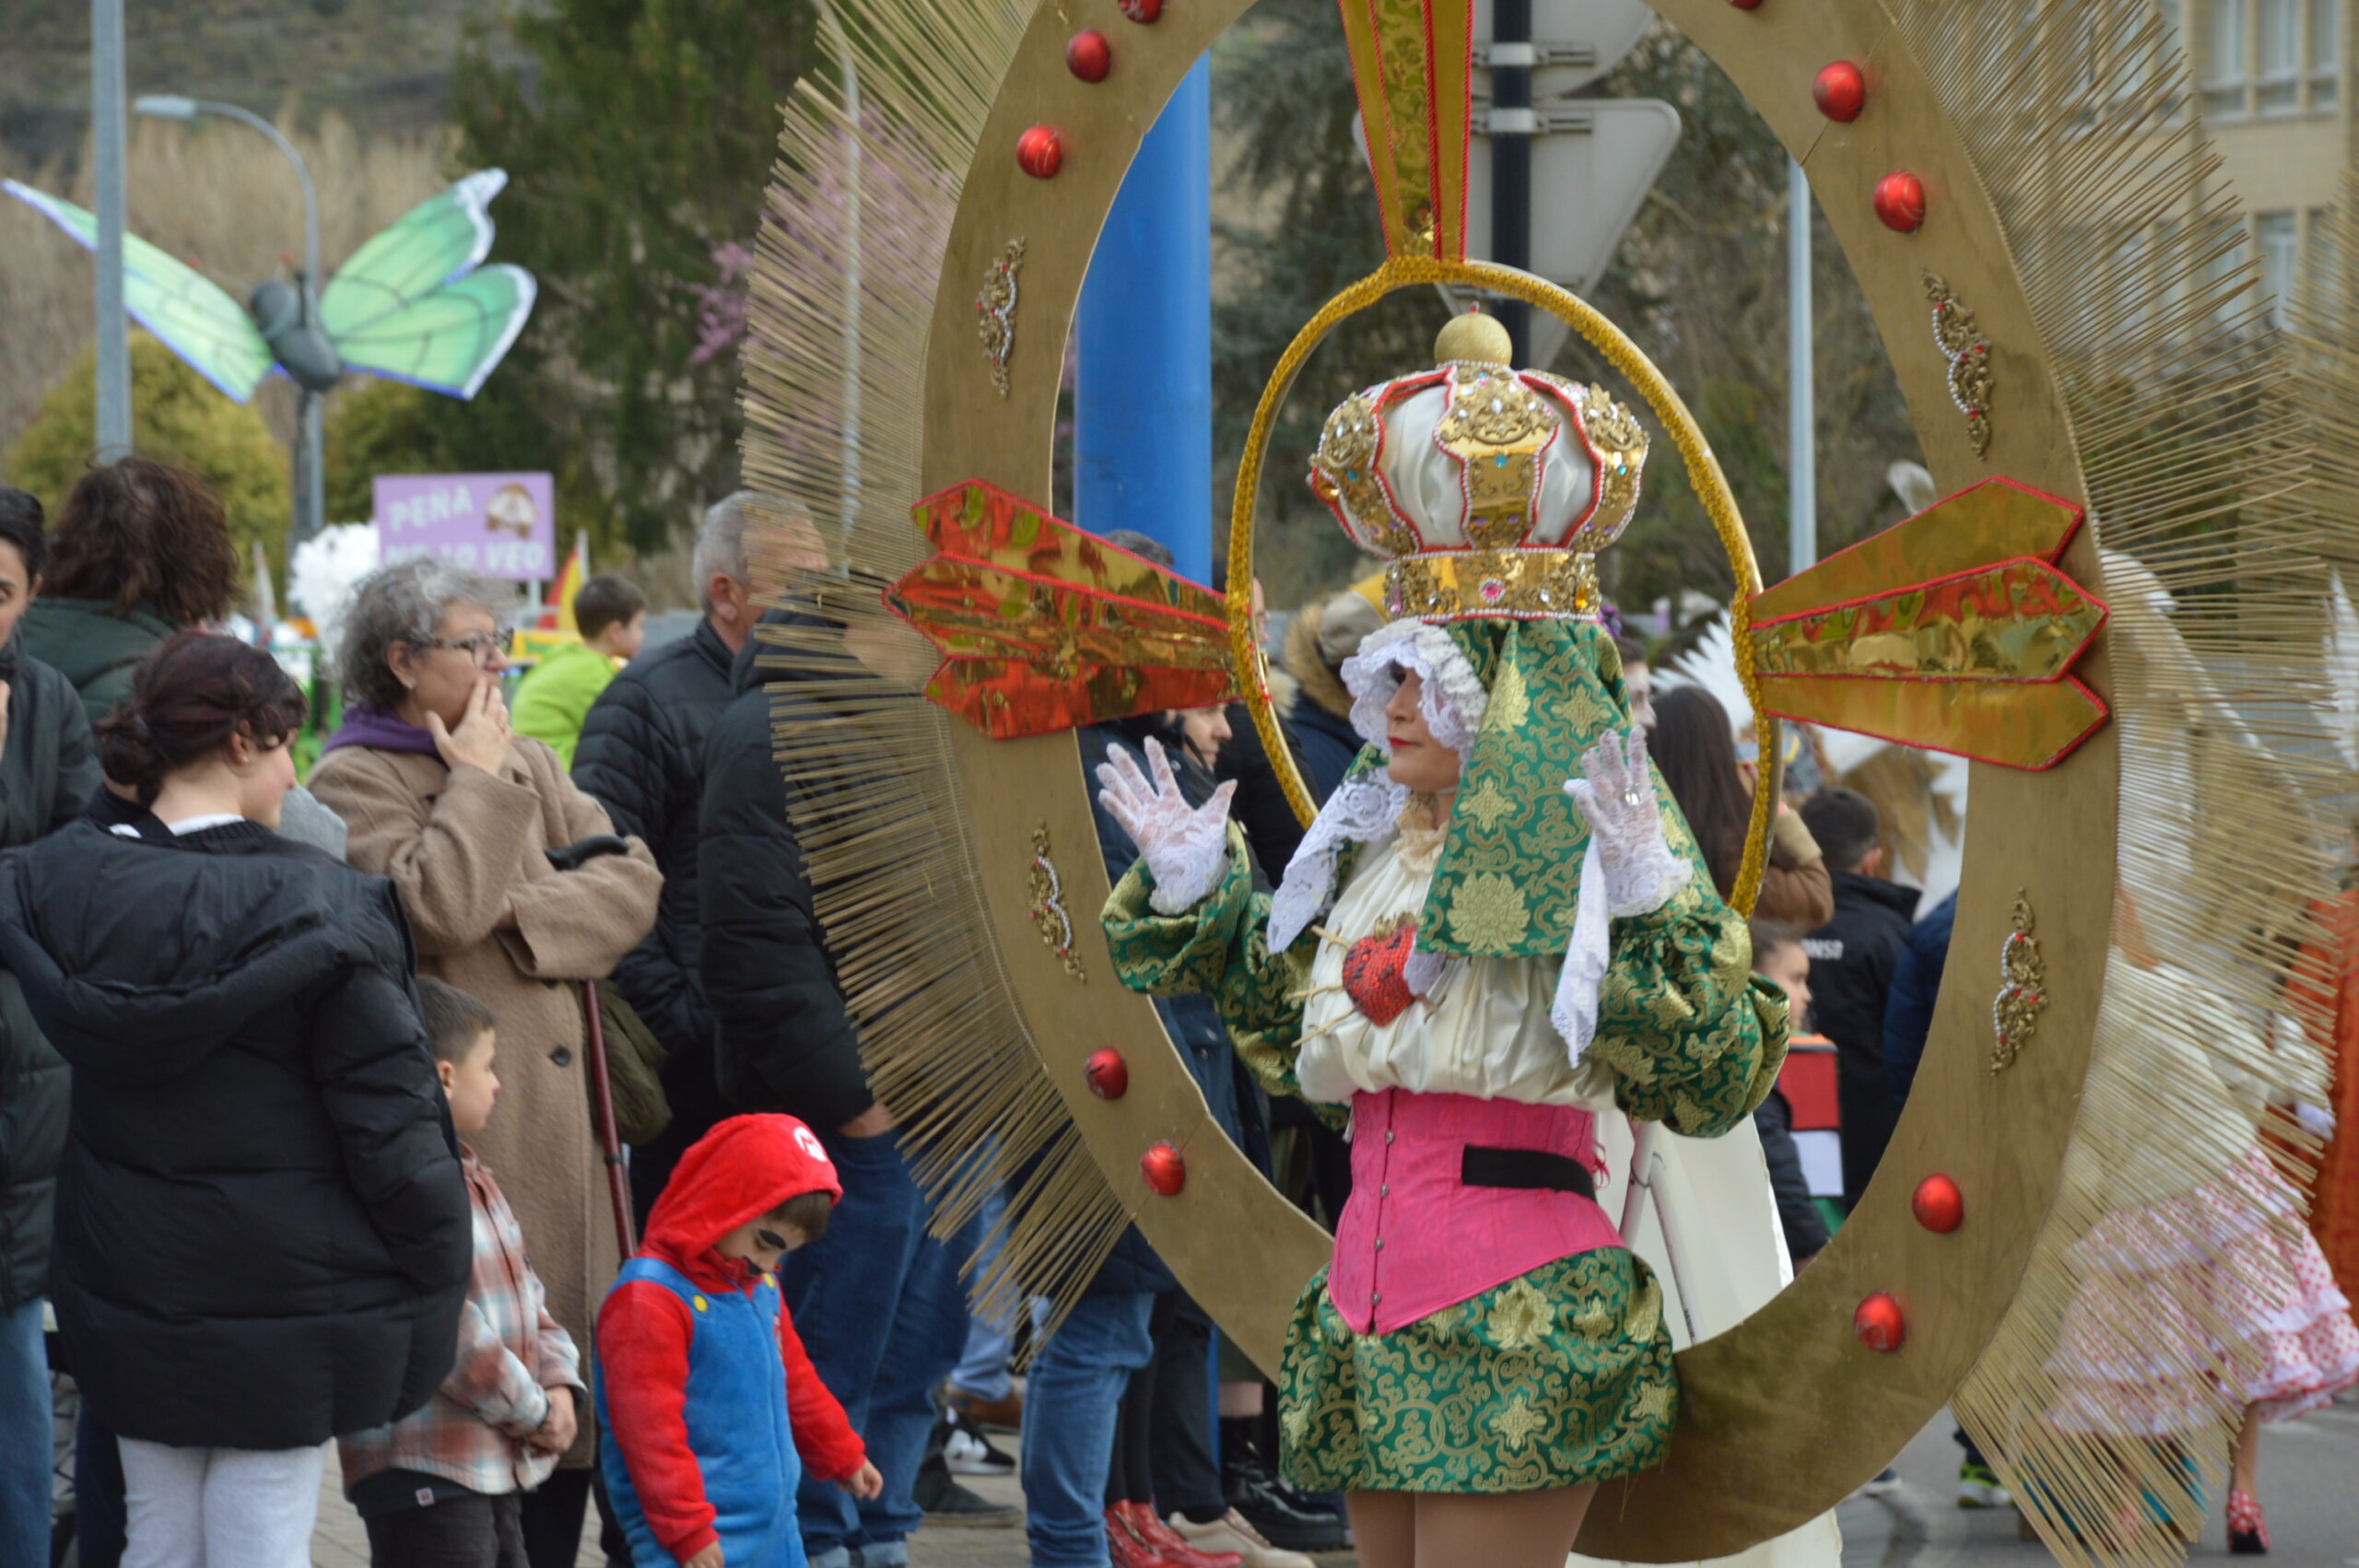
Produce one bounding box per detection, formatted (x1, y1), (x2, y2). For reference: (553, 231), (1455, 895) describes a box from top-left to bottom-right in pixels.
(1107, 1506), (1184, 1568)
(2226, 1489), (2270, 1555)
(1115, 1500), (1246, 1568)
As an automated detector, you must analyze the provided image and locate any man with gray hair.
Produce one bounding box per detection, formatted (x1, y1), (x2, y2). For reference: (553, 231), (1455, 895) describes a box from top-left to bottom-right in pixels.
(570, 492), (764, 1214)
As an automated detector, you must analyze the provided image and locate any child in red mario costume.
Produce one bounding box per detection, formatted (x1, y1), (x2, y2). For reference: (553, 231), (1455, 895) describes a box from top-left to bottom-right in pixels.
(597, 1115), (883, 1568)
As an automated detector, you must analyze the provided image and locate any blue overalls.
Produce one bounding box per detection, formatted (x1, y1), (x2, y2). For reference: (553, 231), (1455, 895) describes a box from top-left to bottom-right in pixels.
(597, 1256), (807, 1568)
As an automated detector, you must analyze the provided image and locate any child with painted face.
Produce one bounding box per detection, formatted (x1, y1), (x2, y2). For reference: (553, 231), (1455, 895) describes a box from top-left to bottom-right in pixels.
(597, 1116), (883, 1568)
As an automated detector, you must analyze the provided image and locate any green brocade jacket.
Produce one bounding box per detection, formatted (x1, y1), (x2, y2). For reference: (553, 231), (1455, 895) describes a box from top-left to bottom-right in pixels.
(1102, 822), (1788, 1140)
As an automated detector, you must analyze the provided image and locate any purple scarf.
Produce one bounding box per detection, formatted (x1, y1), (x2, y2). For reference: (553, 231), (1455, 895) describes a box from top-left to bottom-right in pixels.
(321, 704), (444, 758)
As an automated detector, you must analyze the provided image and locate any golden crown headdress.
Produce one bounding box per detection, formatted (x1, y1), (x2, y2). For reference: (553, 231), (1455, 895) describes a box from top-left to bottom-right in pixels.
(1306, 312), (1648, 624)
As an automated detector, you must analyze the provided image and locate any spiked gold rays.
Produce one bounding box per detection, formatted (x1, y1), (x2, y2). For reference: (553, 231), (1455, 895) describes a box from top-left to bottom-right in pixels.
(1876, 5), (2345, 1563)
(738, 0), (1135, 1350)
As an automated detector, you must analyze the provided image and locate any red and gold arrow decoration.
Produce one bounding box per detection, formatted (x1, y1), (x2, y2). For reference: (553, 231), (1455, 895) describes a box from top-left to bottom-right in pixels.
(1341, 0), (1477, 260)
(886, 479), (1239, 740)
(1747, 478), (2109, 771)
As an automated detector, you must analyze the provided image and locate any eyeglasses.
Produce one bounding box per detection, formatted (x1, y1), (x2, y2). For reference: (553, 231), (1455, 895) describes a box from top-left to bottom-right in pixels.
(419, 631), (509, 667)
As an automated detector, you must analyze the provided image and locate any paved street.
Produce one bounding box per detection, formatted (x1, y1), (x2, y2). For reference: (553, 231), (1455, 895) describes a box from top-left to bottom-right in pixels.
(1835, 1398), (2359, 1567)
(310, 1398), (2359, 1566)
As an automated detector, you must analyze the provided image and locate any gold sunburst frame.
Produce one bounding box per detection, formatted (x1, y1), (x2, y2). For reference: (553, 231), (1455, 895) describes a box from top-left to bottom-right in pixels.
(743, 0), (2344, 1562)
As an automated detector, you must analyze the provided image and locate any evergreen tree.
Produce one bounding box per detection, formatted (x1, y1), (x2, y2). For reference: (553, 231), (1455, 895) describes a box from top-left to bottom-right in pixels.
(420, 0), (817, 554)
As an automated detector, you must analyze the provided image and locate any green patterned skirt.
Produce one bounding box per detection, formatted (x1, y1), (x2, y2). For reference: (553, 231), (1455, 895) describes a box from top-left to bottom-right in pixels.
(1276, 1248), (1678, 1493)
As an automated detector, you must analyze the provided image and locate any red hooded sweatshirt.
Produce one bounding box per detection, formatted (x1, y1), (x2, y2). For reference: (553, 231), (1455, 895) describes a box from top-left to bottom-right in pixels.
(597, 1115), (865, 1562)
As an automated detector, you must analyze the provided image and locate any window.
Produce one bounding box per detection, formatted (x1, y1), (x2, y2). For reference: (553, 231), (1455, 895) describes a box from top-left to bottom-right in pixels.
(2257, 211), (2298, 327)
(2197, 0), (2341, 115)
(2206, 0), (2251, 115)
(2207, 218), (2254, 329)
(2309, 207), (2345, 320)
(2312, 0), (2341, 106)
(2259, 0), (2301, 109)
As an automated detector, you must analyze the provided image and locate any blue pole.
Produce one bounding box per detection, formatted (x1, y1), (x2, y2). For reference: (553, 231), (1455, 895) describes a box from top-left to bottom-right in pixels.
(1074, 58), (1213, 586)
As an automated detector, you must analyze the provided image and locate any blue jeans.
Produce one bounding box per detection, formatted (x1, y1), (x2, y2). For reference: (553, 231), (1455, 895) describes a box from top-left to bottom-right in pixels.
(0, 1299), (48, 1568)
(781, 1129), (974, 1568)
(951, 1179), (1015, 1402)
(1021, 1292), (1156, 1568)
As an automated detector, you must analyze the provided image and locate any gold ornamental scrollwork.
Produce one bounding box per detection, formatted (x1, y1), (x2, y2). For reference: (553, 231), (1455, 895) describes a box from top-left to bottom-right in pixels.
(1923, 270), (1994, 457)
(976, 237), (1027, 397)
(1027, 821), (1086, 981)
(1991, 891), (2046, 1071)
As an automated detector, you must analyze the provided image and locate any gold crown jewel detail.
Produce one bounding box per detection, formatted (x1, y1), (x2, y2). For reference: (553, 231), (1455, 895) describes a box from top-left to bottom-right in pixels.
(1310, 391), (1417, 556)
(1574, 382), (1646, 547)
(1387, 548), (1600, 621)
(1437, 366), (1561, 551)
(1303, 319), (1650, 622)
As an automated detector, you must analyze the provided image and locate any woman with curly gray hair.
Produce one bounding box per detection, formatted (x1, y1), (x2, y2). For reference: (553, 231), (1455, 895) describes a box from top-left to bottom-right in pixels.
(310, 557), (662, 1563)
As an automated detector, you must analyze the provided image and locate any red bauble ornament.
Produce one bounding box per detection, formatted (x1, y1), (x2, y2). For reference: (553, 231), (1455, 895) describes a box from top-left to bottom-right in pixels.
(1854, 1291), (1906, 1353)
(1067, 29), (1113, 82)
(1813, 61), (1866, 122)
(1912, 1173), (1965, 1234)
(1119, 0), (1163, 21)
(1873, 170), (1927, 232)
(1017, 124), (1064, 180)
(1727, 0), (1766, 9)
(1084, 1047), (1129, 1100)
(1142, 1141), (1186, 1196)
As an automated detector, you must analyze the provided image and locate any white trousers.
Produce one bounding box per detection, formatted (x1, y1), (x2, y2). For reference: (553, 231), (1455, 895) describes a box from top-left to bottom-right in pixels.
(117, 1437), (324, 1568)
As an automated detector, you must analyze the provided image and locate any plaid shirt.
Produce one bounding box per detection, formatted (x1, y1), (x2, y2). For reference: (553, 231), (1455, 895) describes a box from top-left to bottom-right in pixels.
(338, 1148), (581, 1498)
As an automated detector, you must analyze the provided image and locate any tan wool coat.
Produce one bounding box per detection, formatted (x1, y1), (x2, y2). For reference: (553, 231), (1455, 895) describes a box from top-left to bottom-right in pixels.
(311, 736), (663, 1468)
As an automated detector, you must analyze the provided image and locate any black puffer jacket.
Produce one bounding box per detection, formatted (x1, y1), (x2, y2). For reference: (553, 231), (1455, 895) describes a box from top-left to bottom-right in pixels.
(698, 617), (875, 1132)
(1802, 871), (1919, 1207)
(0, 639), (99, 1310)
(0, 816), (470, 1449)
(571, 617), (741, 1209)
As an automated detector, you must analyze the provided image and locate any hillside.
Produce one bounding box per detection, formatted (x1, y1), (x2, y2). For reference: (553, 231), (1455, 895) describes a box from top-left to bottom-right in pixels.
(0, 0), (530, 169)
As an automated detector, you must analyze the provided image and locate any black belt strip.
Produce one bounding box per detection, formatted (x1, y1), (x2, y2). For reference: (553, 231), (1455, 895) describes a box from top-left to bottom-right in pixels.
(1460, 1144), (1596, 1199)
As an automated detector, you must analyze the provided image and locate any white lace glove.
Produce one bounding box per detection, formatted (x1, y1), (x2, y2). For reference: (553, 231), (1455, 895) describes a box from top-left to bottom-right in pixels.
(1565, 727), (1690, 919)
(1096, 737), (1238, 914)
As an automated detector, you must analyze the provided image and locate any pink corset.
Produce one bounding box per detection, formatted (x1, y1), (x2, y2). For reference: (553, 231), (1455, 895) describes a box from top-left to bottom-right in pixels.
(1328, 1088), (1624, 1336)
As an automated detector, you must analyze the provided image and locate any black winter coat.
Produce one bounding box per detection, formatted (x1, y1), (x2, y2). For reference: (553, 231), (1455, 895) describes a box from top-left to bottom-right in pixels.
(1753, 1090), (1828, 1266)
(0, 817), (470, 1449)
(697, 620), (875, 1132)
(1802, 872), (1919, 1207)
(571, 617), (741, 1209)
(0, 640), (98, 1309)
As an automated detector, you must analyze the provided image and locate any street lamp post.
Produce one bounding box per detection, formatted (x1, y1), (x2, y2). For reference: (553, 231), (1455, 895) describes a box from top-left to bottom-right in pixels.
(91, 0), (130, 456)
(134, 95), (328, 545)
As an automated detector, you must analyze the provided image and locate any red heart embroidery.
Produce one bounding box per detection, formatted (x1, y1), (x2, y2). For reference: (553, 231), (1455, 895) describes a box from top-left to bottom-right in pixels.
(1344, 919), (1419, 1026)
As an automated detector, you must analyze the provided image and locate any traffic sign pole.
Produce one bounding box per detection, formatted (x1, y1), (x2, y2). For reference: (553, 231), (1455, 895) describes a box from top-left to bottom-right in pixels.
(1489, 0), (1534, 358)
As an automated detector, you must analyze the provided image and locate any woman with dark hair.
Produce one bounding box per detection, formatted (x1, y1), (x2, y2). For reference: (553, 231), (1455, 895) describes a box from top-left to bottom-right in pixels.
(1649, 685), (1833, 930)
(19, 458), (241, 725)
(0, 631), (470, 1568)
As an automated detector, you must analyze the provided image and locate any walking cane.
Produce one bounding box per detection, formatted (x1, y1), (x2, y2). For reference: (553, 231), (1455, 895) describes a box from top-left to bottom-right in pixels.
(581, 978), (636, 1259)
(546, 837), (638, 1260)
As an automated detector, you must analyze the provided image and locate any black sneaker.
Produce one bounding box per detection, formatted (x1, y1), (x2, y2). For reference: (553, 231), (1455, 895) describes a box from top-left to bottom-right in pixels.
(913, 1447), (1019, 1527)
(1226, 1465), (1348, 1553)
(936, 1407), (1016, 1478)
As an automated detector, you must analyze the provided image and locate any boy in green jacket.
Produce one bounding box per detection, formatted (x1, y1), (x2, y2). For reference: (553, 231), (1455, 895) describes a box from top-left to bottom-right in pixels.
(512, 575), (647, 768)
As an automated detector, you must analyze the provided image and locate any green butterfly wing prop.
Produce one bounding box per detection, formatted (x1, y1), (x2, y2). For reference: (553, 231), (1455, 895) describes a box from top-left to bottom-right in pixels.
(330, 264), (536, 399)
(3, 179), (273, 403)
(321, 170), (534, 399)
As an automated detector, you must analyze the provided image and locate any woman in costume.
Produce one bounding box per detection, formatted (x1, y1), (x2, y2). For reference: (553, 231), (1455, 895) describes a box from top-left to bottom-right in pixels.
(1097, 317), (1789, 1568)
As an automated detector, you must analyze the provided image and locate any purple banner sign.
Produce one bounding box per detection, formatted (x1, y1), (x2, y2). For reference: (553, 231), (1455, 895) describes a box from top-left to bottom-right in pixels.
(372, 472), (557, 580)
